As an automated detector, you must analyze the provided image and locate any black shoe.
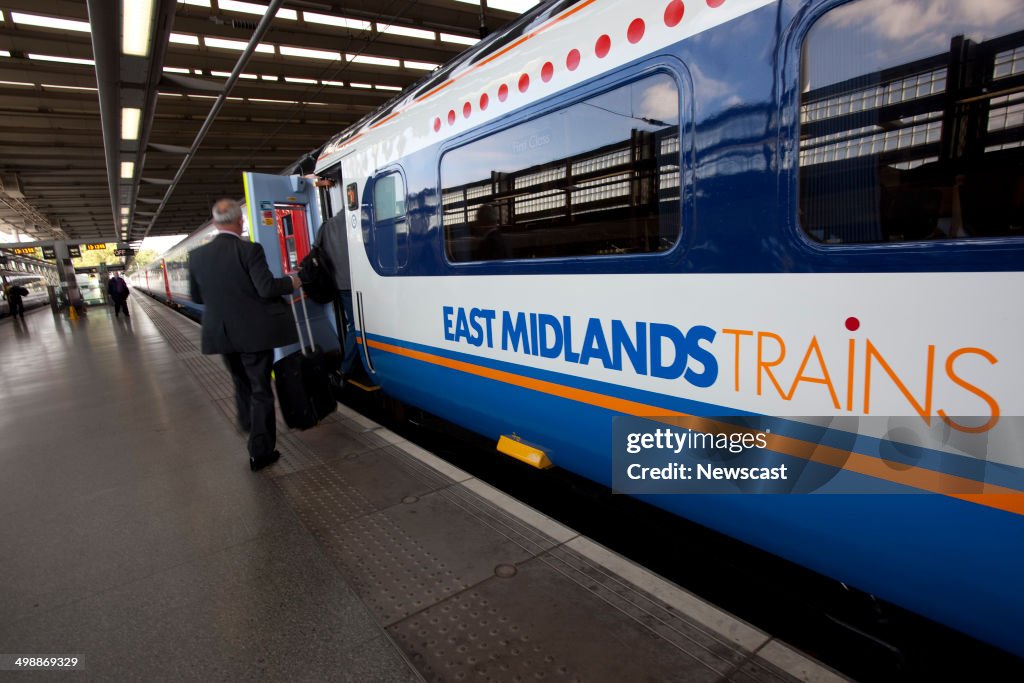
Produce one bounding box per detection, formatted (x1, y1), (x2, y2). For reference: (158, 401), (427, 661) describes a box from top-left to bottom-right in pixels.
(249, 450), (281, 471)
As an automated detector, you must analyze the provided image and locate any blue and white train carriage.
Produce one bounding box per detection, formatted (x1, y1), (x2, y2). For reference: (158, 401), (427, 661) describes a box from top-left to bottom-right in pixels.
(236, 0), (1024, 656)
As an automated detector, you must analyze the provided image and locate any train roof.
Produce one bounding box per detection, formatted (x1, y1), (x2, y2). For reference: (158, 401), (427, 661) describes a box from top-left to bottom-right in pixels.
(315, 0), (577, 171)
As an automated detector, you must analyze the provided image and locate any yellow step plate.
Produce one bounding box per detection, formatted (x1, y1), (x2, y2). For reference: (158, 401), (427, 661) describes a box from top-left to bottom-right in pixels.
(496, 435), (553, 469)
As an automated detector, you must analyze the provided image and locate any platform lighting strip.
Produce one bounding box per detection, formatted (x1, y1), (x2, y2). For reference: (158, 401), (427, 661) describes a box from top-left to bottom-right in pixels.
(9, 12), (90, 32)
(169, 33), (200, 45)
(123, 0), (155, 58)
(454, 0), (540, 11)
(122, 107), (141, 140)
(27, 54), (94, 66)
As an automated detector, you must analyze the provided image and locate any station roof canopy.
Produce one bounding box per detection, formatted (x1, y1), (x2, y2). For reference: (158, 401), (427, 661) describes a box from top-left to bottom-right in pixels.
(0, 0), (535, 245)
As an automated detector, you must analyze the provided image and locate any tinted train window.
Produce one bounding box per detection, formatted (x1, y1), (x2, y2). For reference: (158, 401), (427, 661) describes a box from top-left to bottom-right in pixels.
(374, 172), (406, 222)
(800, 0), (1024, 244)
(441, 73), (681, 262)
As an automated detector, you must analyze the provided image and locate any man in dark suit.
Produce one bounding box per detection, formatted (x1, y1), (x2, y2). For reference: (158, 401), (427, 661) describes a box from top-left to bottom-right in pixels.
(107, 272), (130, 318)
(189, 198), (301, 471)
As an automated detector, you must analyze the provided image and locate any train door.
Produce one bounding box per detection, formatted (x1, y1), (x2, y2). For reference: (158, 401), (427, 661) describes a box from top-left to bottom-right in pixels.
(242, 172), (340, 358)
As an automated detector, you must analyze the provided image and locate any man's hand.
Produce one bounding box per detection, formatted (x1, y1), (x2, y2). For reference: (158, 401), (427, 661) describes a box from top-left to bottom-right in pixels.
(290, 274), (302, 291)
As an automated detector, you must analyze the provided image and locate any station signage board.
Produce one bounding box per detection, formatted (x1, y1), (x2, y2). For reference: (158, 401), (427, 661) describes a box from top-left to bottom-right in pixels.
(68, 245), (81, 257)
(42, 246), (56, 259)
(114, 248), (134, 257)
(11, 247), (37, 256)
(84, 243), (107, 250)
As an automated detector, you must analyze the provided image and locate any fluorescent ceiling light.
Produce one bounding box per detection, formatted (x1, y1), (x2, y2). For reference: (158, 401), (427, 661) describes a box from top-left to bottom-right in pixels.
(219, 0), (296, 21)
(163, 66), (189, 73)
(211, 71), (232, 78)
(347, 54), (399, 68)
(440, 33), (477, 46)
(43, 84), (98, 92)
(123, 0), (155, 57)
(121, 208), (130, 215)
(285, 77), (317, 84)
(0, 80), (33, 87)
(121, 161), (135, 179)
(280, 45), (339, 61)
(178, 1), (211, 6)
(122, 107), (141, 140)
(239, 73), (258, 79)
(350, 82), (372, 89)
(376, 84), (402, 91)
(11, 12), (90, 32)
(405, 60), (438, 71)
(249, 98), (298, 104)
(0, 51), (9, 58)
(454, 0), (539, 11)
(205, 37), (275, 54)
(322, 80), (345, 87)
(380, 25), (434, 41)
(303, 13), (370, 30)
(169, 33), (199, 45)
(260, 74), (278, 81)
(28, 54), (94, 66)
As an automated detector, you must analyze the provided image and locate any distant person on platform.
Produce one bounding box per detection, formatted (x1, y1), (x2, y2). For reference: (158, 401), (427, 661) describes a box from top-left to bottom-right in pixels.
(107, 272), (130, 318)
(188, 198), (301, 471)
(317, 213), (357, 378)
(5, 283), (29, 320)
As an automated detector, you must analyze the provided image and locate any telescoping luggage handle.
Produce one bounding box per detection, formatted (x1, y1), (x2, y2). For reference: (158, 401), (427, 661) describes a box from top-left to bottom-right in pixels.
(289, 290), (316, 357)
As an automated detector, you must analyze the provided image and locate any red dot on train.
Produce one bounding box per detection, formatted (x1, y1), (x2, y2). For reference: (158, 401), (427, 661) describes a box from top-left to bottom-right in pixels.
(707, 0), (725, 7)
(595, 34), (611, 58)
(433, 117), (441, 132)
(845, 317), (860, 332)
(480, 93), (489, 110)
(665, 0), (685, 27)
(518, 73), (530, 92)
(566, 48), (581, 71)
(628, 18), (645, 43)
(447, 109), (456, 125)
(541, 61), (554, 82)
(498, 83), (509, 101)
(463, 102), (472, 118)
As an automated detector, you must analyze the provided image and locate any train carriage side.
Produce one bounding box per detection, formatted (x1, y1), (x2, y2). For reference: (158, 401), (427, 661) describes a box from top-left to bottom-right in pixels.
(316, 0), (1024, 656)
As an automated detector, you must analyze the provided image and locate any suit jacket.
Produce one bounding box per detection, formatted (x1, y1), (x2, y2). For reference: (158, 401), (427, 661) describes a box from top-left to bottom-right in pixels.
(107, 276), (129, 300)
(316, 214), (351, 291)
(188, 233), (298, 354)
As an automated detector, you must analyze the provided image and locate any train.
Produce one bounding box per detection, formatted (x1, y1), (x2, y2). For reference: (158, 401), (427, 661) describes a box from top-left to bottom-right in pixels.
(1, 271), (51, 318)
(132, 0), (1024, 658)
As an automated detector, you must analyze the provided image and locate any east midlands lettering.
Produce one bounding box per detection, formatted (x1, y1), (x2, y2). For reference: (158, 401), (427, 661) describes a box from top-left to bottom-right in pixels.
(442, 305), (717, 388)
(441, 306), (1001, 433)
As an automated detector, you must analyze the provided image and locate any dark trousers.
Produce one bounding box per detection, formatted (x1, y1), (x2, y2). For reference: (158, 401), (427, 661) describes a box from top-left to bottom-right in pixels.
(112, 296), (129, 317)
(10, 299), (24, 318)
(223, 350), (276, 459)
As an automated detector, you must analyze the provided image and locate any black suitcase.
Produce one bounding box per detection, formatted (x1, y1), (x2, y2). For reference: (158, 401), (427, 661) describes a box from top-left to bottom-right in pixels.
(274, 293), (336, 430)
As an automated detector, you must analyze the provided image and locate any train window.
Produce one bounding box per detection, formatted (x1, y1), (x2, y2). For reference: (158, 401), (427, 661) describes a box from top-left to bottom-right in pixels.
(373, 172), (406, 222)
(441, 72), (681, 262)
(799, 0), (1024, 244)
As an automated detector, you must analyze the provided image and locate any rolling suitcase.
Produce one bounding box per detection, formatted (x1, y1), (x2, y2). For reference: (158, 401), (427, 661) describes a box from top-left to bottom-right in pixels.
(274, 293), (336, 430)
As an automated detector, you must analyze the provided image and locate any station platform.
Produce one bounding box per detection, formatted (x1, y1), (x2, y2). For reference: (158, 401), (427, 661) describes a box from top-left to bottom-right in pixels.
(0, 298), (847, 682)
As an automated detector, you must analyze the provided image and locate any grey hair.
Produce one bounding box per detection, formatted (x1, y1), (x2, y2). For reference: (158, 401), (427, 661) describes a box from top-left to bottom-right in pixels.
(212, 199), (242, 225)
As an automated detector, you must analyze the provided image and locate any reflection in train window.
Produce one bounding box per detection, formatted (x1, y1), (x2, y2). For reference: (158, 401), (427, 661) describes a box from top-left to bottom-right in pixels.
(373, 172), (406, 222)
(799, 0), (1024, 244)
(441, 72), (682, 262)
